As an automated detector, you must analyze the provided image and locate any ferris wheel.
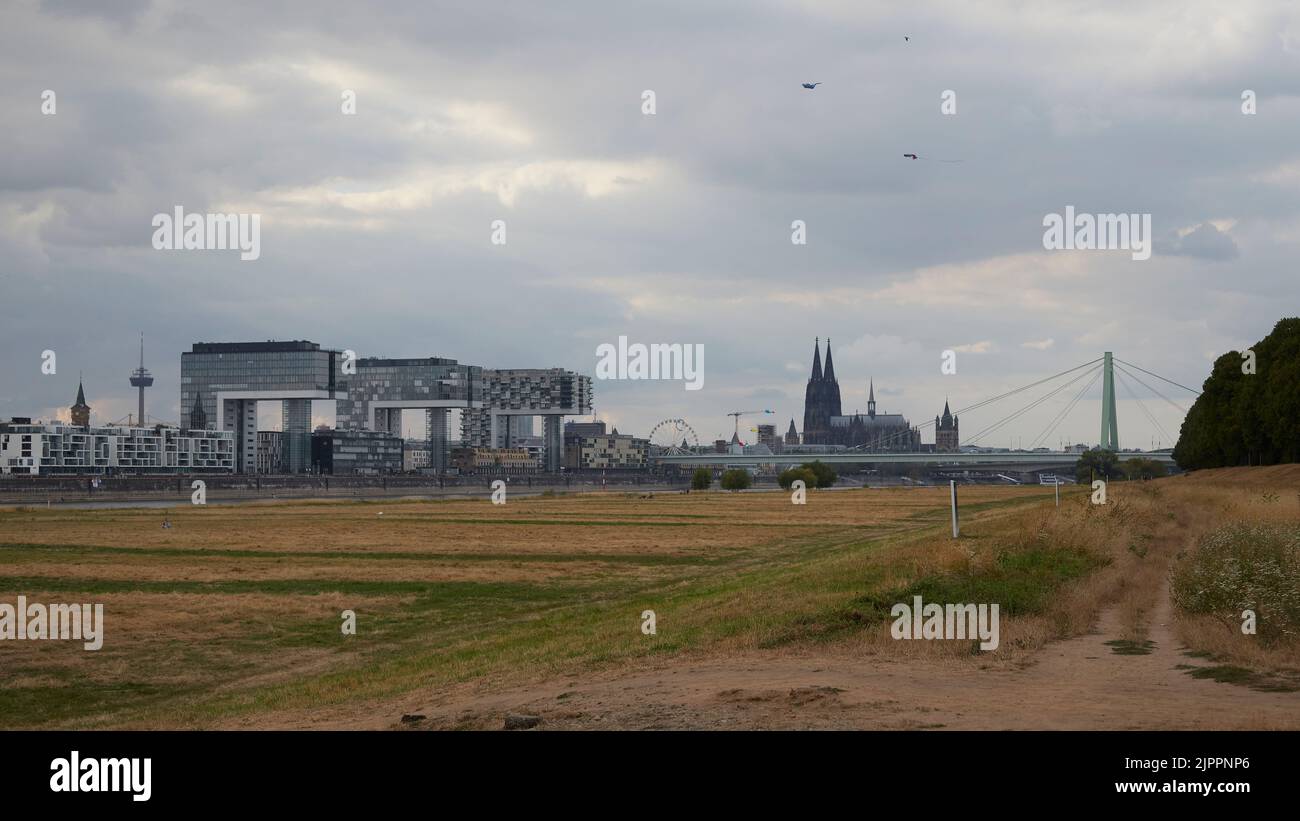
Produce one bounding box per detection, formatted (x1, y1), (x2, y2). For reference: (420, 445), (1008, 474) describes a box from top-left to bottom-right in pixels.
(648, 418), (700, 455)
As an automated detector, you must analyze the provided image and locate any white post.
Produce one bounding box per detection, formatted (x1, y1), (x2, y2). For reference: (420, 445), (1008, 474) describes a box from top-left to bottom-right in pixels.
(950, 479), (959, 538)
(1055, 478), (1060, 507)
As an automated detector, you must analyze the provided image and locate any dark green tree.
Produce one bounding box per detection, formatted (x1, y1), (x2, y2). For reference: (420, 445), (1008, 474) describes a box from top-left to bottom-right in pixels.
(1173, 318), (1300, 468)
(719, 469), (753, 490)
(691, 467), (712, 490)
(777, 466), (818, 490)
(1075, 449), (1118, 483)
(801, 460), (837, 489)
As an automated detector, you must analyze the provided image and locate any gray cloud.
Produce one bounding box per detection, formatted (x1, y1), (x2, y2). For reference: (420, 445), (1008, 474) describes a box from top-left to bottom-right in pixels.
(1, 0), (1297, 448)
(1157, 222), (1241, 260)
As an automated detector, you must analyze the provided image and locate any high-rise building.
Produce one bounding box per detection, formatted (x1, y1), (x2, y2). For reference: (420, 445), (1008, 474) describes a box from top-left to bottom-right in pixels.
(461, 369), (593, 471)
(181, 341), (341, 473)
(255, 430), (286, 473)
(334, 356), (481, 473)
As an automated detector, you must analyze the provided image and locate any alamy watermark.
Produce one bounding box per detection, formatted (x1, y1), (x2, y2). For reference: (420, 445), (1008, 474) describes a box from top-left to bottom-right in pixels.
(0, 596), (103, 650)
(152, 206), (261, 261)
(1043, 206), (1151, 261)
(595, 336), (704, 391)
(890, 595), (999, 651)
(50, 751), (150, 802)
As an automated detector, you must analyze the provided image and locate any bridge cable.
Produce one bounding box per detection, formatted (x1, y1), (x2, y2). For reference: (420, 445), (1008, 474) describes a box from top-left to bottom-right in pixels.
(952, 357), (1104, 418)
(1114, 362), (1188, 417)
(1114, 368), (1176, 445)
(844, 357), (1105, 453)
(1114, 358), (1201, 396)
(1030, 365), (1102, 449)
(964, 364), (1102, 446)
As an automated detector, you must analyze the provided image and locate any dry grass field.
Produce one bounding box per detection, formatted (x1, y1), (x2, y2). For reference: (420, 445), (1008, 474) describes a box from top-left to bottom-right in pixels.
(1, 474), (1297, 730)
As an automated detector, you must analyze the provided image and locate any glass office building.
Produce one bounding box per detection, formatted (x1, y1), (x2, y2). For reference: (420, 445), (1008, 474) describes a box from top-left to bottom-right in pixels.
(181, 341), (340, 473)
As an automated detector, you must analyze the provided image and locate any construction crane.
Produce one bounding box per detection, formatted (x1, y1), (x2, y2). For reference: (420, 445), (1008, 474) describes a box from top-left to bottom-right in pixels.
(726, 409), (774, 442)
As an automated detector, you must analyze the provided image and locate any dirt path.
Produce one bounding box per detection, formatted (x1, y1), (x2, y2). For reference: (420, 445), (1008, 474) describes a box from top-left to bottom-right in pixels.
(343, 583), (1297, 731)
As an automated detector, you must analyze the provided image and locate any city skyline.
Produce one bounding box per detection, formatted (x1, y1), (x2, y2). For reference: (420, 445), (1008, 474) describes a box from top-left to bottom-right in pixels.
(18, 331), (1182, 452)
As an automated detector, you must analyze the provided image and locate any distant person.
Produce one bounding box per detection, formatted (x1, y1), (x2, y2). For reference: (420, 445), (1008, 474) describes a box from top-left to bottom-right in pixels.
(162, 519), (172, 529)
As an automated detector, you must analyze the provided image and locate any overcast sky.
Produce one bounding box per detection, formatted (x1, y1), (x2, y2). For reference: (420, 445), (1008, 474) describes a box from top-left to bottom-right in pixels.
(2, 0), (1297, 448)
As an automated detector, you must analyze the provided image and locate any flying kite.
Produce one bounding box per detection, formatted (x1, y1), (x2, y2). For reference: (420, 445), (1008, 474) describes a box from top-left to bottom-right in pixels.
(801, 82), (822, 89)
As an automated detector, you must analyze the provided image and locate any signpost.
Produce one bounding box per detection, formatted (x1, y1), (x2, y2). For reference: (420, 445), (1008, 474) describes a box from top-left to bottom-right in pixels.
(950, 479), (959, 538)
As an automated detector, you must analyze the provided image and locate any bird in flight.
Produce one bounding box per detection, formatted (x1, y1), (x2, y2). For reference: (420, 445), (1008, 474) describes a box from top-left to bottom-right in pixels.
(904, 36), (910, 42)
(904, 152), (964, 163)
(801, 82), (822, 89)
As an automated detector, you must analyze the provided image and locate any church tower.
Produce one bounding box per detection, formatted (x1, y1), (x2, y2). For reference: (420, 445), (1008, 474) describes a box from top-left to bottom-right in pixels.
(803, 338), (844, 445)
(935, 399), (959, 452)
(70, 378), (91, 427)
(822, 338), (842, 417)
(785, 418), (799, 446)
(802, 338), (827, 444)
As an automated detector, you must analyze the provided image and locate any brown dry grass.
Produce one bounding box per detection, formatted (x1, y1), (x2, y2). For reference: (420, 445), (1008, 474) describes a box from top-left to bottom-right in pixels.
(2, 474), (1295, 729)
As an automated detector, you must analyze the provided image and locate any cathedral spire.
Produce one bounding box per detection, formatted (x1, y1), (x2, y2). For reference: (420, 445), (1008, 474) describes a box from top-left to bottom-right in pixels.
(867, 378), (876, 418)
(823, 338), (836, 382)
(810, 338), (822, 381)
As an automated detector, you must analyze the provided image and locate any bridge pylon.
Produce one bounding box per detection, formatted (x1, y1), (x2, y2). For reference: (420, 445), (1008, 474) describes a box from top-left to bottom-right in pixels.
(1099, 351), (1118, 451)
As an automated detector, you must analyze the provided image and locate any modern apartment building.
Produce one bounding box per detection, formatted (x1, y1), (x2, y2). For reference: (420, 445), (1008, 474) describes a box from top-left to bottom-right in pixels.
(461, 369), (593, 471)
(564, 430), (649, 470)
(255, 430), (286, 474)
(335, 356), (482, 472)
(0, 419), (234, 475)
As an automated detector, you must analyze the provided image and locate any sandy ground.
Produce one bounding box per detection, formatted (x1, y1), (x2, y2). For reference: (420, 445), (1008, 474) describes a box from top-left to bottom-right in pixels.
(242, 581), (1299, 731)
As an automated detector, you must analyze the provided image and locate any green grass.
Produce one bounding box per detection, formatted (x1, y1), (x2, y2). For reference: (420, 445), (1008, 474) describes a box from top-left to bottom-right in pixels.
(848, 545), (1107, 622)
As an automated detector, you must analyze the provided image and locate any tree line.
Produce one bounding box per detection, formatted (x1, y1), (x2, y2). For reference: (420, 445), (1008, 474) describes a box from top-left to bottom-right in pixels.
(1173, 317), (1300, 469)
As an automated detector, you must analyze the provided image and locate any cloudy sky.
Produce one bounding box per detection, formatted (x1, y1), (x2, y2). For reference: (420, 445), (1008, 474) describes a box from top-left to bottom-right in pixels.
(2, 0), (1297, 448)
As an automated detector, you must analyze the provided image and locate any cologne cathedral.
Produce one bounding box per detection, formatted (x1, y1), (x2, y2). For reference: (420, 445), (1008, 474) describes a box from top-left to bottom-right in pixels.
(801, 338), (921, 450)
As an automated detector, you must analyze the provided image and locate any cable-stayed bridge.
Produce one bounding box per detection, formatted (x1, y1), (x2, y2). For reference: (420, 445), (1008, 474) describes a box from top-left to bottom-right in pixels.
(655, 352), (1196, 468)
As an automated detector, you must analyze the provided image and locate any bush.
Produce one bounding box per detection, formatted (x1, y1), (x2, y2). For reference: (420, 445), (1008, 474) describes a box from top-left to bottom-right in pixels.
(778, 467), (818, 490)
(1120, 457), (1166, 480)
(719, 469), (752, 491)
(1171, 522), (1300, 642)
(801, 460), (837, 489)
(690, 468), (712, 490)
